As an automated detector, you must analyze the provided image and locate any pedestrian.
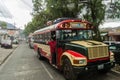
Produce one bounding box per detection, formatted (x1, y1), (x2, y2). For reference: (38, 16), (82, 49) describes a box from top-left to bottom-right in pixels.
(47, 36), (56, 65)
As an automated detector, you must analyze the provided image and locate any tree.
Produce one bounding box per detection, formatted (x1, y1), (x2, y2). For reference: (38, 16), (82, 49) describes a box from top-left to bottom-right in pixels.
(107, 0), (120, 19)
(79, 0), (106, 41)
(32, 0), (45, 14)
(0, 21), (7, 29)
(46, 0), (83, 19)
(23, 22), (36, 36)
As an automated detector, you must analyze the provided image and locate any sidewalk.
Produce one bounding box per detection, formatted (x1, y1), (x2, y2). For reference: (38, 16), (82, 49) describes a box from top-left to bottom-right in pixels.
(0, 44), (18, 65)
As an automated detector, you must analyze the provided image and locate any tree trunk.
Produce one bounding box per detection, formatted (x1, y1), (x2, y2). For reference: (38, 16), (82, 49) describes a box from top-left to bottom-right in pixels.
(93, 25), (102, 41)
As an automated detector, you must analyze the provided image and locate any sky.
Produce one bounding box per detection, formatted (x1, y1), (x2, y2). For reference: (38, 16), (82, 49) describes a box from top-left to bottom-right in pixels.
(100, 21), (120, 28)
(0, 0), (33, 29)
(0, 0), (120, 29)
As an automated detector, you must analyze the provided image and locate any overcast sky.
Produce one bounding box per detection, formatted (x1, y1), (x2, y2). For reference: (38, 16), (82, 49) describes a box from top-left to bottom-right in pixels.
(100, 21), (120, 28)
(0, 0), (33, 29)
(0, 0), (120, 29)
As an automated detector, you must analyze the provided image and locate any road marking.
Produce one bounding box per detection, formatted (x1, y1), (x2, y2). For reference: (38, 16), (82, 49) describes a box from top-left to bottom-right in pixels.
(41, 62), (54, 80)
(33, 51), (54, 80)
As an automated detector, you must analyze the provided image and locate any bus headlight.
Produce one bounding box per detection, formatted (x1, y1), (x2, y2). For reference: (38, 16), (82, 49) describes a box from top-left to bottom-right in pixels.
(79, 59), (86, 64)
(110, 51), (115, 62)
(73, 59), (87, 65)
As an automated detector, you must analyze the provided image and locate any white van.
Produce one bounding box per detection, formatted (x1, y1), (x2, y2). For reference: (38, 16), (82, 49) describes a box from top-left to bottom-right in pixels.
(1, 39), (12, 48)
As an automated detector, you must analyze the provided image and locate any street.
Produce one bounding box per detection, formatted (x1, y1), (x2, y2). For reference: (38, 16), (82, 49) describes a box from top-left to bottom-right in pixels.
(0, 42), (120, 80)
(0, 42), (65, 80)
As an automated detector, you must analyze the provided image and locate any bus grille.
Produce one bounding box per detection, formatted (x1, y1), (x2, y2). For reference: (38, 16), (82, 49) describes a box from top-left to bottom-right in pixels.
(88, 46), (109, 59)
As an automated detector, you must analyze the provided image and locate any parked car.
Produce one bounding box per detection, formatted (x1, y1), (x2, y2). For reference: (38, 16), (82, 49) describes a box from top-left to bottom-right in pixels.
(103, 41), (120, 65)
(1, 39), (12, 48)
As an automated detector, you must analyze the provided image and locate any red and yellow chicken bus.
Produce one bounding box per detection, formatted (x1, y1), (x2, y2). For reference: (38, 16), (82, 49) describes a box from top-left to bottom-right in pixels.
(33, 18), (115, 80)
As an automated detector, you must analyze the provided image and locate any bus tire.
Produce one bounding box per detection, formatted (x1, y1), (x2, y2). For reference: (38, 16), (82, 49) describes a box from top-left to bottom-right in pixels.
(37, 48), (43, 60)
(63, 58), (77, 80)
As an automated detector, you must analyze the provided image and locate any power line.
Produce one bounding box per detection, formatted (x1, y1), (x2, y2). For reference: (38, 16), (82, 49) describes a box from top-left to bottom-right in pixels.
(0, 0), (13, 18)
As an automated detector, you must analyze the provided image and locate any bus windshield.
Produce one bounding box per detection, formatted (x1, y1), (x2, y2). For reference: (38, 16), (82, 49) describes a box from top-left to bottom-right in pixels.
(58, 29), (93, 41)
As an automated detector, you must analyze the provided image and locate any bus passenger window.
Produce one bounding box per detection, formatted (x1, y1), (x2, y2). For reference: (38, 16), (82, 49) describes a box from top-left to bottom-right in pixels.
(78, 31), (85, 39)
(72, 33), (76, 40)
(63, 34), (67, 39)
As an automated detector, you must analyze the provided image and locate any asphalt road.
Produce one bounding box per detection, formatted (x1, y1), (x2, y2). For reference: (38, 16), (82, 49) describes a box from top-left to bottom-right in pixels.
(0, 42), (120, 80)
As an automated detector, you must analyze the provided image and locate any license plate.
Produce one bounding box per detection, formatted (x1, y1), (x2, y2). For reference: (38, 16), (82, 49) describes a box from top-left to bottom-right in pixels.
(98, 64), (104, 70)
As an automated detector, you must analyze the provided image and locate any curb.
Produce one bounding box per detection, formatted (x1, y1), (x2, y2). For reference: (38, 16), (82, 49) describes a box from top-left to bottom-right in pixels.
(110, 69), (120, 76)
(0, 50), (13, 66)
(0, 45), (18, 66)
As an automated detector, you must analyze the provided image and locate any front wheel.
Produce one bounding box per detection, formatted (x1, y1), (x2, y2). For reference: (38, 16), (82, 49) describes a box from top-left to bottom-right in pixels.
(63, 58), (77, 80)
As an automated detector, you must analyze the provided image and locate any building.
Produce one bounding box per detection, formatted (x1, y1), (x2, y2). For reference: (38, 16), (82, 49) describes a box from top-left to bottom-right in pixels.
(0, 21), (21, 42)
(101, 27), (120, 41)
(108, 31), (120, 41)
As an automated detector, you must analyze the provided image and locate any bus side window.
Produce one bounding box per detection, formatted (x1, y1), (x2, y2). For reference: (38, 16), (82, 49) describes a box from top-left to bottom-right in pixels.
(51, 31), (56, 40)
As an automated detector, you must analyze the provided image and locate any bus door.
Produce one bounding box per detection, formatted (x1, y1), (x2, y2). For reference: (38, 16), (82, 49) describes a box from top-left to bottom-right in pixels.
(56, 30), (65, 66)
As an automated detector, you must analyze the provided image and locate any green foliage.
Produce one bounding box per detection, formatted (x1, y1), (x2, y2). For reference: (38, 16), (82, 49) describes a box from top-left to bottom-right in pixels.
(32, 0), (44, 14)
(107, 0), (120, 19)
(46, 0), (78, 18)
(0, 21), (7, 29)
